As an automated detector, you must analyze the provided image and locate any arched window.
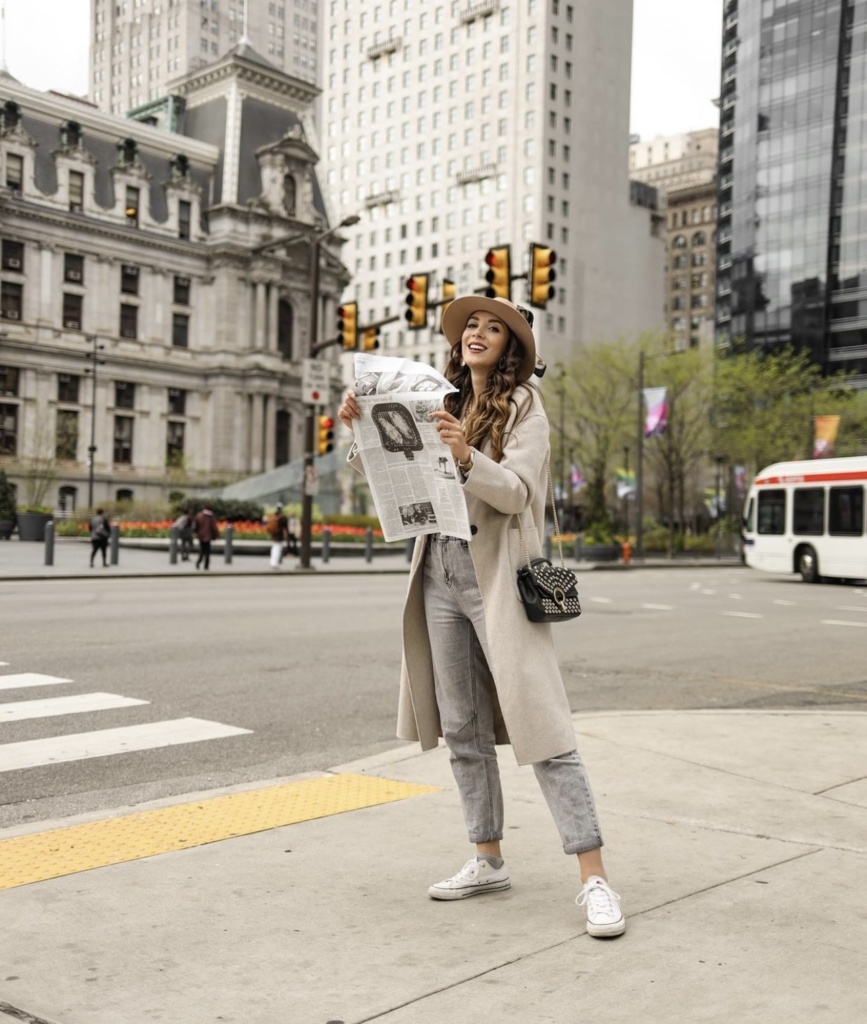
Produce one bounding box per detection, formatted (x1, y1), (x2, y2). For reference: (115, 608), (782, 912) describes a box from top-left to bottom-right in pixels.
(277, 299), (294, 358)
(283, 174), (297, 216)
(691, 231), (707, 247)
(672, 234), (687, 249)
(116, 488), (134, 504)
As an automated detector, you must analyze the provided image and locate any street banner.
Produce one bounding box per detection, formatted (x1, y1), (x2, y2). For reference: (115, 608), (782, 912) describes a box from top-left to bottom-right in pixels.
(615, 468), (636, 499)
(643, 387), (668, 437)
(704, 486), (725, 518)
(813, 415), (840, 458)
(571, 464), (586, 492)
(733, 465), (746, 497)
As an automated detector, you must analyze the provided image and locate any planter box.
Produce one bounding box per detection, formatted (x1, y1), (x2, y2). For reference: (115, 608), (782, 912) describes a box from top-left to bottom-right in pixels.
(16, 512), (52, 542)
(0, 518), (14, 541)
(576, 542), (621, 562)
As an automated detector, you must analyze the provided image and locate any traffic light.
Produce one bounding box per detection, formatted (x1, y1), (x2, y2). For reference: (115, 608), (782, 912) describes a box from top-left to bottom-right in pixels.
(317, 415), (335, 455)
(405, 273), (429, 329)
(484, 245), (511, 300)
(337, 302), (358, 351)
(361, 325), (380, 351)
(529, 244), (557, 308)
(438, 278), (456, 334)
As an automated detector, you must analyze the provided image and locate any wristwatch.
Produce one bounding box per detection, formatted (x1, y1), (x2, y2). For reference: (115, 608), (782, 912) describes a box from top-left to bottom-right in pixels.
(457, 447), (475, 473)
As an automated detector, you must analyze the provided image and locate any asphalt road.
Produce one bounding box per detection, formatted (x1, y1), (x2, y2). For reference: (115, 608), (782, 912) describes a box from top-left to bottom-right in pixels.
(1, 567), (865, 828)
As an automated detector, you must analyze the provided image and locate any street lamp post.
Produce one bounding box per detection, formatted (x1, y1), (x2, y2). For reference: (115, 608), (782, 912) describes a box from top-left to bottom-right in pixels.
(298, 214), (360, 570)
(622, 444), (630, 535)
(84, 334), (105, 508)
(636, 350), (645, 559)
(714, 454), (724, 559)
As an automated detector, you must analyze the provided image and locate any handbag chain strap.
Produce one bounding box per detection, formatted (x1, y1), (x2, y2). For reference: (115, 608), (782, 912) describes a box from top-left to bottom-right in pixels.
(515, 454), (566, 571)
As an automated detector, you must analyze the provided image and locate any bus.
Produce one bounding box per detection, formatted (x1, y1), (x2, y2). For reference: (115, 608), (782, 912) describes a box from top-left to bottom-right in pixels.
(742, 456), (867, 583)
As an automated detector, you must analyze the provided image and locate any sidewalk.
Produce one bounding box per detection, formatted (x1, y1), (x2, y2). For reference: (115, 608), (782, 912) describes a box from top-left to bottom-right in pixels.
(1, 708), (864, 1023)
(0, 537), (743, 580)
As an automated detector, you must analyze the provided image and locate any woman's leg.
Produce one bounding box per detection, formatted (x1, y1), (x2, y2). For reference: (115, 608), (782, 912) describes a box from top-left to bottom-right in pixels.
(532, 751), (604, 861)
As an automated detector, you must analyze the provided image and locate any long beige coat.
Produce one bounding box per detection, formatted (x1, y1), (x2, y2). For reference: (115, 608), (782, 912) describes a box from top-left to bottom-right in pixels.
(351, 386), (578, 766)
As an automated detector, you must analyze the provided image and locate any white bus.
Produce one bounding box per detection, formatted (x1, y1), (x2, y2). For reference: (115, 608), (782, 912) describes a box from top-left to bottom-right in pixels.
(743, 456), (867, 583)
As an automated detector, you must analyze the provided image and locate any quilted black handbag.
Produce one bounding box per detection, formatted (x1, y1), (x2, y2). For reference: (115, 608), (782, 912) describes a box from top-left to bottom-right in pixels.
(514, 459), (582, 624)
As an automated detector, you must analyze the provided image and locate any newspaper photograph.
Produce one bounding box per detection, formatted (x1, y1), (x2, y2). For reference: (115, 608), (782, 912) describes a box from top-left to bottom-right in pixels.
(351, 354), (472, 543)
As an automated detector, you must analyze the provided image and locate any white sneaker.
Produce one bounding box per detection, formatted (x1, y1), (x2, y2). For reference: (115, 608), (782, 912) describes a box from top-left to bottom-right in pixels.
(428, 857), (511, 901)
(576, 876), (626, 938)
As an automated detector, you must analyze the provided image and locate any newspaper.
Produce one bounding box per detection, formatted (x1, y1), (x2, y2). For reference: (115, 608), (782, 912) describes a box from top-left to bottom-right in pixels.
(351, 353), (472, 542)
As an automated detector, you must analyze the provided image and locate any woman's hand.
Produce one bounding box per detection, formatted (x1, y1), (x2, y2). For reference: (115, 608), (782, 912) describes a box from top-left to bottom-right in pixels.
(430, 410), (471, 464)
(338, 389), (361, 430)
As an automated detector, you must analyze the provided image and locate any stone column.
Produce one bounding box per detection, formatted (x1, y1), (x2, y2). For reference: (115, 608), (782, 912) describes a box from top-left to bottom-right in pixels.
(250, 392), (264, 474)
(267, 283), (279, 353)
(254, 282), (267, 351)
(264, 394), (276, 470)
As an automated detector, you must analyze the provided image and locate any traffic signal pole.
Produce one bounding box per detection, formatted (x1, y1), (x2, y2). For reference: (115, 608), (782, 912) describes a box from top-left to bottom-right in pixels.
(299, 237), (321, 570)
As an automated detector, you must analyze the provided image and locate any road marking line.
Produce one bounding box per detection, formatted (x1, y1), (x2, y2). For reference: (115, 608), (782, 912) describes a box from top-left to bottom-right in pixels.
(642, 603), (673, 611)
(0, 773), (442, 891)
(0, 718), (251, 772)
(717, 676), (867, 702)
(821, 619), (867, 629)
(728, 594), (742, 600)
(0, 693), (148, 723)
(835, 606), (867, 614)
(590, 596), (613, 604)
(772, 599), (796, 606)
(723, 611), (763, 619)
(700, 589), (717, 595)
(0, 673), (73, 691)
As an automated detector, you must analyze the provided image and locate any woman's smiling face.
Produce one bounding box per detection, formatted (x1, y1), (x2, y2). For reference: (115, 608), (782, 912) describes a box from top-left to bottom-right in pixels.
(461, 311), (509, 374)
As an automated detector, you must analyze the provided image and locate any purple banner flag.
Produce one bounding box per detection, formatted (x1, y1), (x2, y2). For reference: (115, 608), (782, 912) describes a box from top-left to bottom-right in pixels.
(643, 387), (668, 438)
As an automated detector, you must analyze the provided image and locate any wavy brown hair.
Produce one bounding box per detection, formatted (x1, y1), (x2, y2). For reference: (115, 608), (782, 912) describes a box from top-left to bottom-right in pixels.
(443, 328), (535, 462)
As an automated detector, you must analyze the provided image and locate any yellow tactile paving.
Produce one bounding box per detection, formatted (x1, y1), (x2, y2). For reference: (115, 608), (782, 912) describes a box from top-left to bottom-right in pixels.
(0, 773), (440, 892)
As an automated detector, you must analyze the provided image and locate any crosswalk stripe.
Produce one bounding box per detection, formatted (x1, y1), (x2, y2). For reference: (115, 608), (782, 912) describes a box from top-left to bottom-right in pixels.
(0, 692), (148, 723)
(0, 718), (252, 772)
(723, 611), (763, 619)
(0, 673), (73, 691)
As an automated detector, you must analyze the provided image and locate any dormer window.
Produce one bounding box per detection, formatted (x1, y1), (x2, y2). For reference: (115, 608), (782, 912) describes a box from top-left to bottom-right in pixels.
(125, 186), (140, 226)
(61, 120), (83, 148)
(283, 174), (297, 216)
(5, 153), (23, 191)
(1, 102), (21, 132)
(118, 137), (138, 166)
(171, 153), (190, 178)
(69, 170), (84, 212)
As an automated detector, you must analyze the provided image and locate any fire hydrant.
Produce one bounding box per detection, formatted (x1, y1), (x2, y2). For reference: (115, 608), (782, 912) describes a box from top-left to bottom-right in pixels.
(621, 539), (632, 565)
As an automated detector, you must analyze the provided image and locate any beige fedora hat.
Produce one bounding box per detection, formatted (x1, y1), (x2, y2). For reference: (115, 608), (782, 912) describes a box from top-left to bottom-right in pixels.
(441, 295), (540, 382)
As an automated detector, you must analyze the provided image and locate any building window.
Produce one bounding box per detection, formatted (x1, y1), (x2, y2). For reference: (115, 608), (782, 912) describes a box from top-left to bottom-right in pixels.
(115, 381), (135, 409)
(64, 253), (85, 283)
(69, 170), (85, 212)
(56, 409), (79, 460)
(58, 485), (78, 512)
(0, 402), (18, 454)
(1, 281), (23, 320)
(113, 416), (134, 464)
(0, 365), (19, 396)
(121, 264), (139, 294)
(283, 175), (297, 215)
(275, 409), (290, 466)
(178, 199), (191, 240)
(277, 298), (293, 358)
(169, 275), (191, 307)
(172, 312), (189, 348)
(116, 488), (134, 503)
(1, 240), (24, 272)
(125, 186), (140, 226)
(5, 153), (23, 191)
(167, 387), (186, 415)
(63, 293), (83, 330)
(57, 373), (80, 404)
(166, 420), (185, 466)
(120, 303), (138, 339)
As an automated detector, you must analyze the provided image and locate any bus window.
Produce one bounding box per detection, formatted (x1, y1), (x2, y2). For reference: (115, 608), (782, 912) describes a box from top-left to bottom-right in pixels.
(829, 487), (865, 536)
(744, 496), (755, 533)
(793, 487), (824, 536)
(757, 489), (786, 534)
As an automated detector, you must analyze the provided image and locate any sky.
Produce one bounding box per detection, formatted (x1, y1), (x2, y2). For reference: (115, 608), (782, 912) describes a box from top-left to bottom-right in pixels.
(2, 0), (724, 140)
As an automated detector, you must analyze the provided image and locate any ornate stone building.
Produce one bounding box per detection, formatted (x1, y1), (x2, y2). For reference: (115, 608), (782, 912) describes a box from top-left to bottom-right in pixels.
(0, 46), (349, 511)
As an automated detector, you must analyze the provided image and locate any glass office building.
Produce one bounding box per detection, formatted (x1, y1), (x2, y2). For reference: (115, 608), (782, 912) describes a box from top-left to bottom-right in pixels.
(716, 0), (867, 379)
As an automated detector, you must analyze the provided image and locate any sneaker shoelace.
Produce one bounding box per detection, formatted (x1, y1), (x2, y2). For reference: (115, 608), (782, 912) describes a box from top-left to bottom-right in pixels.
(452, 858), (482, 883)
(576, 880), (622, 921)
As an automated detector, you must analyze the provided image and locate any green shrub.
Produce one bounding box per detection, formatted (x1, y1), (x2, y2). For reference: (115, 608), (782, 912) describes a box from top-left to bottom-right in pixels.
(170, 497), (264, 523)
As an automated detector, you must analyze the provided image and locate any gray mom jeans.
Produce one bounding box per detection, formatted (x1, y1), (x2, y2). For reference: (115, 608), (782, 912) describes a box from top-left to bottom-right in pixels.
(423, 534), (603, 856)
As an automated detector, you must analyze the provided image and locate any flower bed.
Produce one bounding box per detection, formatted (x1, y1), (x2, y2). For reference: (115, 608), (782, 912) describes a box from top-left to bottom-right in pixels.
(56, 519), (384, 542)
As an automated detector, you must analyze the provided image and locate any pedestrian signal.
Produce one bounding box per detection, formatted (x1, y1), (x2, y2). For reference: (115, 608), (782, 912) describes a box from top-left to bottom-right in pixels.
(317, 415), (335, 455)
(484, 245), (511, 300)
(337, 302), (358, 351)
(438, 278), (456, 334)
(529, 244), (557, 308)
(361, 326), (380, 351)
(405, 273), (429, 330)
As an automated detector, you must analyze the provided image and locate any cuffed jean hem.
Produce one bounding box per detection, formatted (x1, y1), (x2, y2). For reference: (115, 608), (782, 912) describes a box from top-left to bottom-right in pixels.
(563, 839), (605, 856)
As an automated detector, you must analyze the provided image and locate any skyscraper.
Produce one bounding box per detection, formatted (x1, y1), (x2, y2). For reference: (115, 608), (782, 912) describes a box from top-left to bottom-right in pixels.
(320, 0), (664, 370)
(90, 0), (319, 115)
(716, 0), (867, 380)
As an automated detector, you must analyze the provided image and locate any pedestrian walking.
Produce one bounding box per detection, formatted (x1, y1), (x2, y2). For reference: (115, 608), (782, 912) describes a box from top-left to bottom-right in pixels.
(89, 507), (111, 568)
(174, 509), (194, 561)
(338, 295), (625, 938)
(194, 503), (220, 570)
(265, 503), (288, 569)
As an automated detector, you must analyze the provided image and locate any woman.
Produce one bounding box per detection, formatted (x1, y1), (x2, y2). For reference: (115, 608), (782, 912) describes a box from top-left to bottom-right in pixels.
(338, 295), (625, 938)
(89, 507), (111, 568)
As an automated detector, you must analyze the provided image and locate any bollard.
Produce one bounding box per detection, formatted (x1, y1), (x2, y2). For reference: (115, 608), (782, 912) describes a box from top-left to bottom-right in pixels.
(109, 523), (120, 565)
(44, 520), (55, 566)
(574, 536), (582, 562)
(544, 532), (552, 561)
(321, 526), (331, 563)
(224, 523), (233, 564)
(406, 536), (416, 563)
(169, 525), (179, 565)
(365, 526), (373, 563)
